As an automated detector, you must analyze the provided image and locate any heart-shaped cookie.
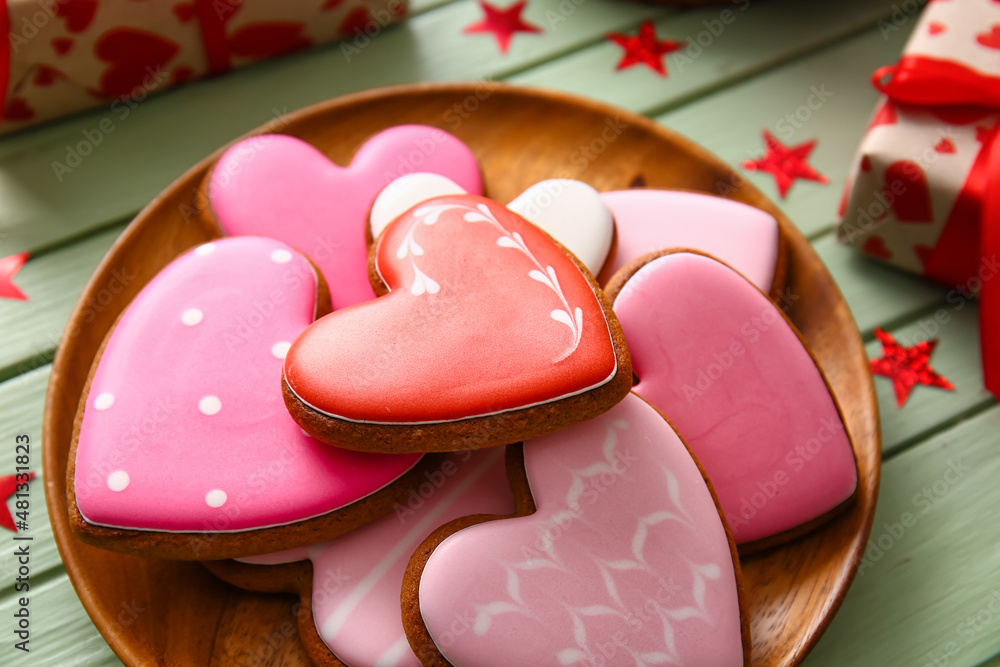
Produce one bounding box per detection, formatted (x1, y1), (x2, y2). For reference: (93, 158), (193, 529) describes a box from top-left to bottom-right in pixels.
(371, 175), (616, 277)
(597, 189), (785, 296)
(206, 448), (515, 667)
(202, 126), (483, 310)
(69, 237), (424, 560)
(283, 190), (632, 453)
(607, 251), (858, 549)
(506, 179), (614, 276)
(403, 392), (749, 666)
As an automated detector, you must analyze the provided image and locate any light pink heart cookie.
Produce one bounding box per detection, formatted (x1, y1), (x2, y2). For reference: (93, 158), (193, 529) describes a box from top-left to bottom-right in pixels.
(598, 189), (784, 296)
(209, 448), (515, 667)
(69, 237), (423, 560)
(405, 393), (749, 667)
(608, 251), (858, 548)
(203, 125), (483, 310)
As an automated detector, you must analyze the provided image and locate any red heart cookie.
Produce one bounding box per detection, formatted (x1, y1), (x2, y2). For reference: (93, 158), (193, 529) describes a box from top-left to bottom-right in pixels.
(283, 193), (632, 453)
(70, 237), (424, 560)
(404, 393), (749, 666)
(607, 251), (858, 548)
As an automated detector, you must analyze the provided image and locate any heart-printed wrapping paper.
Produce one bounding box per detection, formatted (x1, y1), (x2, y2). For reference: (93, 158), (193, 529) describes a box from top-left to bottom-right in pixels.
(1, 0), (407, 133)
(838, 0), (1000, 397)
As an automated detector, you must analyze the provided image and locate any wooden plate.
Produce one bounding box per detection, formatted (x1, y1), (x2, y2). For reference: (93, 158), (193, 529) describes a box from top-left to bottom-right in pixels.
(43, 82), (880, 666)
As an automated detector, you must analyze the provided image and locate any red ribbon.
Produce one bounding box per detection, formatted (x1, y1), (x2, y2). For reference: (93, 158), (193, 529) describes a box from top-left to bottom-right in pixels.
(874, 55), (1000, 398)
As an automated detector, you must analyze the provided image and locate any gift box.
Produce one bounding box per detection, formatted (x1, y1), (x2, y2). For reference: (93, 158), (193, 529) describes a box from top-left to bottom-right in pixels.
(0, 0), (406, 133)
(838, 0), (1000, 397)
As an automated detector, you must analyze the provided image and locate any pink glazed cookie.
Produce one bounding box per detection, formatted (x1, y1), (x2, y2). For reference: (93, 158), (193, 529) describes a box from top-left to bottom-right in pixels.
(199, 125), (483, 310)
(68, 237), (425, 560)
(403, 392), (750, 667)
(596, 189), (786, 298)
(283, 189), (632, 453)
(205, 448), (515, 667)
(607, 250), (858, 550)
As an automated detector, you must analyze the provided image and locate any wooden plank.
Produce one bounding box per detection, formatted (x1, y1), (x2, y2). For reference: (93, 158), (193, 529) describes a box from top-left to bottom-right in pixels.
(0, 366), (62, 582)
(813, 231), (948, 334)
(866, 306), (995, 458)
(0, 227), (124, 383)
(0, 574), (123, 666)
(656, 23), (912, 238)
(805, 405), (1000, 667)
(0, 0), (666, 257)
(510, 0), (895, 116)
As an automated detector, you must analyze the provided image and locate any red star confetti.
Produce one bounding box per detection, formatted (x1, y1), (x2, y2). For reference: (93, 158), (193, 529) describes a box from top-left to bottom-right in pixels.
(0, 473), (35, 533)
(464, 0), (542, 54)
(870, 327), (954, 408)
(742, 131), (828, 199)
(0, 252), (30, 301)
(608, 21), (684, 76)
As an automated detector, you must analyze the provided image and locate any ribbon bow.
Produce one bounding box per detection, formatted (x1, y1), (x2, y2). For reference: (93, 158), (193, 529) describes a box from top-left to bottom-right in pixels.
(873, 56), (1000, 399)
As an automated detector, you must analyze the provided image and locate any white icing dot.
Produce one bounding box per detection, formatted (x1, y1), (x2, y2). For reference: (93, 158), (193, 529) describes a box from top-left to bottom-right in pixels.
(271, 341), (291, 359)
(194, 243), (216, 256)
(94, 393), (115, 411)
(199, 396), (222, 415)
(181, 308), (203, 326)
(107, 471), (130, 492)
(206, 489), (227, 508)
(270, 249), (293, 264)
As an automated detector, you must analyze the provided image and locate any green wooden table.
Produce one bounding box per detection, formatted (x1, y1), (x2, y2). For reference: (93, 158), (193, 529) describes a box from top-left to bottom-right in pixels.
(2, 0), (999, 664)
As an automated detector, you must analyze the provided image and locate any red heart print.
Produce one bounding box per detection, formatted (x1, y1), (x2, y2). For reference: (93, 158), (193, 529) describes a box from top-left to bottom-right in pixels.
(610, 252), (858, 545)
(52, 37), (74, 55)
(32, 65), (65, 87)
(206, 128), (482, 311)
(861, 155), (872, 172)
(934, 138), (956, 153)
(172, 2), (196, 22)
(4, 98), (36, 122)
(339, 8), (372, 37)
(283, 194), (630, 452)
(323, 0), (346, 9)
(928, 21), (946, 35)
(172, 65), (196, 86)
(55, 0), (97, 33)
(914, 244), (935, 271)
(868, 100), (897, 130)
(72, 237), (421, 557)
(978, 25), (1000, 49)
(863, 236), (893, 259)
(94, 28), (180, 99)
(883, 160), (934, 223)
(229, 22), (313, 60)
(408, 394), (748, 665)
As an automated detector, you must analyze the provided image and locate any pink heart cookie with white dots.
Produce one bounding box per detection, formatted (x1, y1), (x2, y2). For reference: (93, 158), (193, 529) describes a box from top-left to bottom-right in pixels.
(69, 237), (425, 560)
(403, 392), (750, 666)
(607, 250), (858, 549)
(200, 125), (482, 311)
(206, 448), (515, 667)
